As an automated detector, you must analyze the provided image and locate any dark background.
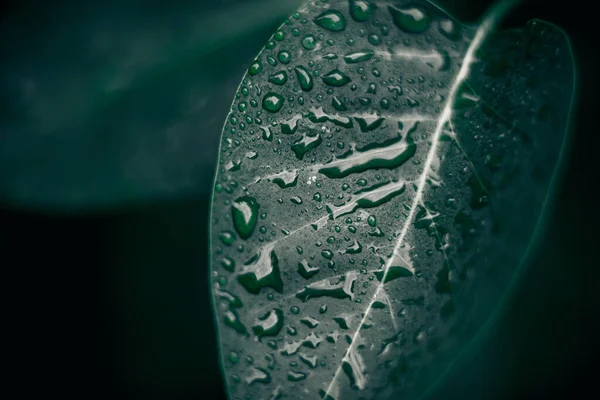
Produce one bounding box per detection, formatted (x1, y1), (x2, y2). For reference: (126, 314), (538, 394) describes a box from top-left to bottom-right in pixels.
(2, 0), (598, 399)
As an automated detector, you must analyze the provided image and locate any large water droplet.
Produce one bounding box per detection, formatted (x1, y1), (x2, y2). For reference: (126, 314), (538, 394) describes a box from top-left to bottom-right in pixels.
(374, 265), (413, 283)
(299, 353), (318, 368)
(269, 71), (288, 85)
(344, 240), (363, 254)
(271, 170), (299, 188)
(349, 0), (377, 22)
(355, 115), (384, 132)
(280, 332), (322, 355)
(306, 108), (352, 130)
(300, 316), (320, 328)
(215, 288), (243, 308)
(298, 260), (320, 279)
(294, 65), (314, 91)
(238, 247), (283, 294)
(252, 308), (284, 337)
(224, 308), (247, 334)
(262, 92), (284, 113)
(301, 34), (317, 50)
(388, 5), (431, 33)
(313, 10), (346, 32)
(245, 367), (271, 385)
(296, 271), (357, 302)
(219, 231), (236, 246)
(281, 115), (302, 134)
(322, 69), (352, 86)
(288, 371), (308, 382)
(319, 135), (416, 179)
(248, 60), (262, 75)
(343, 50), (374, 64)
(231, 196), (259, 239)
(278, 50), (292, 64)
(292, 130), (322, 160)
(332, 96), (346, 111)
(325, 181), (406, 219)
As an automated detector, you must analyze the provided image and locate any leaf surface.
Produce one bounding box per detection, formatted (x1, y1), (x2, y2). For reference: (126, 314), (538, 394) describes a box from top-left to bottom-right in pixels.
(209, 1), (575, 398)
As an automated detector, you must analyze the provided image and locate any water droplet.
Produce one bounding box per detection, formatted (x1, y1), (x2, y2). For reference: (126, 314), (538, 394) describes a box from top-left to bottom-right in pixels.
(367, 215), (377, 227)
(344, 240), (363, 254)
(313, 10), (346, 32)
(280, 332), (322, 355)
(219, 231), (236, 246)
(388, 4), (431, 33)
(368, 33), (382, 45)
(299, 353), (318, 368)
(248, 60), (262, 75)
(325, 181), (406, 219)
(322, 69), (352, 86)
(343, 50), (373, 64)
(300, 316), (320, 328)
(278, 50), (292, 64)
(296, 271), (357, 302)
(253, 308), (284, 337)
(271, 170), (299, 188)
(321, 249), (334, 259)
(369, 226), (385, 237)
(215, 288), (243, 308)
(319, 135), (416, 179)
(372, 301), (385, 309)
(438, 18), (461, 40)
(342, 346), (366, 389)
(349, 0), (377, 22)
(221, 257), (235, 272)
(292, 131), (322, 160)
(281, 115), (302, 134)
(261, 126), (273, 141)
(291, 196), (303, 205)
(224, 308), (247, 334)
(355, 115), (383, 132)
(262, 92), (285, 113)
(294, 65), (313, 91)
(238, 247), (283, 294)
(333, 316), (350, 329)
(269, 71), (288, 85)
(287, 371), (308, 382)
(298, 260), (320, 279)
(374, 265), (413, 283)
(332, 96), (346, 111)
(228, 351), (239, 364)
(274, 30), (285, 41)
(306, 107), (352, 128)
(246, 367), (271, 385)
(301, 34), (317, 50)
(231, 196), (260, 239)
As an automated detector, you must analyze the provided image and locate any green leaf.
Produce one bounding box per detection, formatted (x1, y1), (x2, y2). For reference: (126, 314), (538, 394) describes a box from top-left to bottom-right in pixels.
(209, 0), (575, 399)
